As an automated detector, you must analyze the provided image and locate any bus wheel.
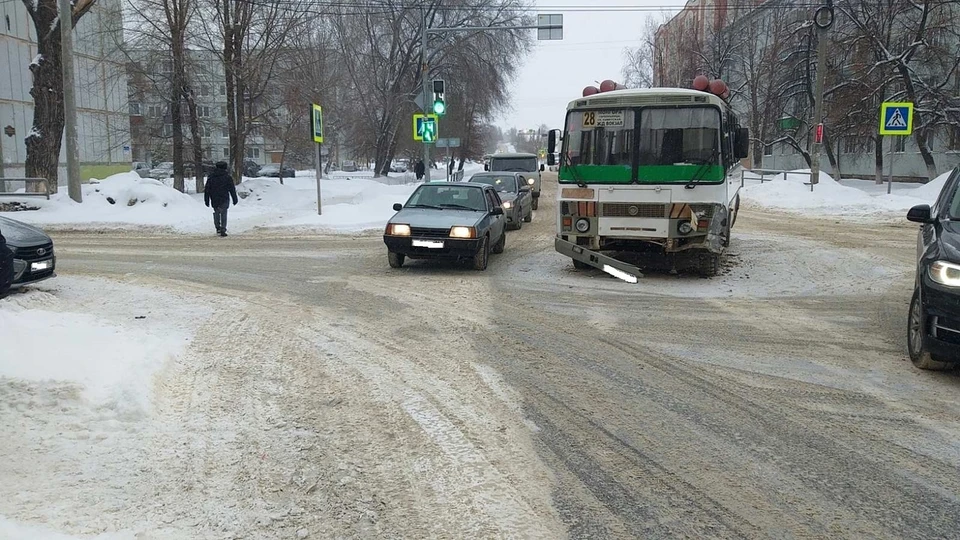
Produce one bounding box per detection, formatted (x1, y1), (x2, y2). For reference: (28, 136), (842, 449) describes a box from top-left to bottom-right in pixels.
(697, 252), (721, 278)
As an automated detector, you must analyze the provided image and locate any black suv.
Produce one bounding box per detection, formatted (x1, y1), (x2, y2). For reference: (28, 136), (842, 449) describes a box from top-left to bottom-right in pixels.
(0, 216), (56, 293)
(906, 166), (960, 370)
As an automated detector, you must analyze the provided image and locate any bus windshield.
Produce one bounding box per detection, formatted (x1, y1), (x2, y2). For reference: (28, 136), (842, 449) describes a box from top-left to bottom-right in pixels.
(559, 106), (725, 184)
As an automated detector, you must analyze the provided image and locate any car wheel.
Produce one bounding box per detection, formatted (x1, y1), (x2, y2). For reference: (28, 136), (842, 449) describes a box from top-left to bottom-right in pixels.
(572, 259), (591, 270)
(388, 251), (405, 268)
(908, 289), (952, 370)
(492, 230), (506, 254)
(523, 207), (532, 223)
(532, 198), (539, 210)
(472, 235), (490, 270)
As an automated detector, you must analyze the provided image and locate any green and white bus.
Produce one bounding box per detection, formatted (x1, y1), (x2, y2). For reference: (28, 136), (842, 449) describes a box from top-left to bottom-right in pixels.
(547, 87), (750, 279)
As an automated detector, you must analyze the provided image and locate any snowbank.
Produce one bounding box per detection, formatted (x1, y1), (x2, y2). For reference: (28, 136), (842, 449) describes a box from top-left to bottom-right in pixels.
(906, 171), (954, 203)
(0, 171), (426, 234)
(741, 169), (933, 218)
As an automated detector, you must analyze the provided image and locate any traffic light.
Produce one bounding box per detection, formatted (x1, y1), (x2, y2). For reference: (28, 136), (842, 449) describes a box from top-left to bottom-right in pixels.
(432, 79), (446, 116)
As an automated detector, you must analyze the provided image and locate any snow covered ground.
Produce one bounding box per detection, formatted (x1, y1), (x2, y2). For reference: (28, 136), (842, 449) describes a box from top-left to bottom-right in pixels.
(0, 164), (484, 235)
(0, 277), (214, 539)
(740, 169), (952, 219)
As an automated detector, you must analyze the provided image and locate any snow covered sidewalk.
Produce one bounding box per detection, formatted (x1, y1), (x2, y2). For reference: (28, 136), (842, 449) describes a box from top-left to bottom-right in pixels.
(740, 169), (952, 219)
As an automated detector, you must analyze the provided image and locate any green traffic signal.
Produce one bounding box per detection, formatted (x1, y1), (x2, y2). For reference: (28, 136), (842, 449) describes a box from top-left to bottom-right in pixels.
(433, 99), (446, 115)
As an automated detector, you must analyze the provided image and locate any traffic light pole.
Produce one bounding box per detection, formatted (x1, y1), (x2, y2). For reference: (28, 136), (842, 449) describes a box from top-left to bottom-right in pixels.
(421, 9), (431, 182)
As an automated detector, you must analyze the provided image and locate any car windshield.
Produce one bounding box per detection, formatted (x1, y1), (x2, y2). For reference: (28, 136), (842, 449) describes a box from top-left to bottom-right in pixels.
(639, 108), (721, 166)
(406, 185), (487, 211)
(490, 157), (537, 172)
(469, 175), (517, 193)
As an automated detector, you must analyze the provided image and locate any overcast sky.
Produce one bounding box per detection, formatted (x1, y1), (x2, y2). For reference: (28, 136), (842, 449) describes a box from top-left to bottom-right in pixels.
(496, 0), (682, 132)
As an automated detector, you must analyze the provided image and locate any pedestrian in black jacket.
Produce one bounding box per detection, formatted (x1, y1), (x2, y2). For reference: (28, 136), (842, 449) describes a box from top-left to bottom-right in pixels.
(414, 160), (425, 181)
(204, 161), (239, 236)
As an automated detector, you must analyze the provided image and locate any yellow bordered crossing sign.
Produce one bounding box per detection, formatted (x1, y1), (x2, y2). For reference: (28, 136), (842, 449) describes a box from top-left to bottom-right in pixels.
(413, 113), (438, 142)
(311, 104), (323, 143)
(879, 102), (913, 136)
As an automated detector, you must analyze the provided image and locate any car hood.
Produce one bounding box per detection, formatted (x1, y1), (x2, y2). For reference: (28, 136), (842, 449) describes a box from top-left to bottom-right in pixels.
(499, 192), (518, 202)
(0, 216), (52, 247)
(389, 208), (485, 229)
(939, 221), (960, 261)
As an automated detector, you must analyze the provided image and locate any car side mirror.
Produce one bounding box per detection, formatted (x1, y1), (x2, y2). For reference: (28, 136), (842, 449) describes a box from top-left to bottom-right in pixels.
(519, 185), (531, 192)
(491, 207), (504, 216)
(735, 127), (750, 159)
(907, 204), (934, 224)
(393, 203), (403, 211)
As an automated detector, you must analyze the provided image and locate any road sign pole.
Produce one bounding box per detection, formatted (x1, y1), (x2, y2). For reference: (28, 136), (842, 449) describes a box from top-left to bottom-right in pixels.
(808, 27), (828, 188)
(316, 143), (322, 215)
(887, 136), (894, 195)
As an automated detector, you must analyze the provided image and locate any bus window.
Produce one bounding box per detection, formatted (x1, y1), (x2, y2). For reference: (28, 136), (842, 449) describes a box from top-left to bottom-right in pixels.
(564, 109), (635, 167)
(639, 108), (721, 166)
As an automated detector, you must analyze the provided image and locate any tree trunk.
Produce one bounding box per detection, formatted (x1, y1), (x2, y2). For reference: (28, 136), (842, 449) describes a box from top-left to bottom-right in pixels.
(916, 129), (939, 181)
(184, 83), (204, 193)
(223, 5), (239, 184)
(823, 134), (838, 179)
(24, 26), (65, 191)
(875, 136), (884, 184)
(896, 64), (937, 180)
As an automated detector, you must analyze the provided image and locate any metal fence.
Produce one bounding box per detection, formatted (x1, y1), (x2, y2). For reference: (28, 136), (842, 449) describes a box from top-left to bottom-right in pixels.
(0, 178), (51, 200)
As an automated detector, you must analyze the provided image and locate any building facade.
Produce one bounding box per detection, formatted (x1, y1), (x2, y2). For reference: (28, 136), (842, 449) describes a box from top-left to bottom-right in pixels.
(0, 0), (131, 183)
(126, 49), (275, 168)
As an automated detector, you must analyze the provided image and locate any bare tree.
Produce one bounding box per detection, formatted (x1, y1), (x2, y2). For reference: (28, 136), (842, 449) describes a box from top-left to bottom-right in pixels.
(21, 0), (98, 189)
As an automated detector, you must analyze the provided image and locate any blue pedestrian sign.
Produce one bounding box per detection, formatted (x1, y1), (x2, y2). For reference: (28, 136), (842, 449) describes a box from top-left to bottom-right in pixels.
(879, 102), (913, 135)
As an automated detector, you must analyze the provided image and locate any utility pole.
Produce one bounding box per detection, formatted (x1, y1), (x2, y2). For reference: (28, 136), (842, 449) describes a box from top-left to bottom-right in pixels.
(59, 0), (82, 202)
(808, 1), (834, 188)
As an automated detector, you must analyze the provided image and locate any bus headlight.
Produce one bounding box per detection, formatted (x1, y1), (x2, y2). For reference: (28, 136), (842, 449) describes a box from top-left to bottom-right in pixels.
(678, 221), (694, 235)
(575, 218), (590, 233)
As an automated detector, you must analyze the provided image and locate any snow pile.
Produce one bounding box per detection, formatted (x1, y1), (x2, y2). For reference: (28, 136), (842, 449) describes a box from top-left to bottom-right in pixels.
(906, 171), (953, 203)
(0, 171), (428, 234)
(741, 169), (931, 217)
(0, 280), (205, 417)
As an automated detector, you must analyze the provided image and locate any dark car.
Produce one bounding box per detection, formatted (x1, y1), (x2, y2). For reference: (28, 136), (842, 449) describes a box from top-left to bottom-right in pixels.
(484, 153), (544, 209)
(383, 182), (507, 270)
(242, 160), (261, 178)
(465, 172), (533, 230)
(906, 166), (960, 370)
(259, 164), (295, 178)
(0, 216), (56, 293)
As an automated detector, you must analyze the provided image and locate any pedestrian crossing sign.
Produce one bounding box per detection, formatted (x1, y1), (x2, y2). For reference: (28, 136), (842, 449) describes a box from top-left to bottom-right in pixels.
(879, 102), (913, 135)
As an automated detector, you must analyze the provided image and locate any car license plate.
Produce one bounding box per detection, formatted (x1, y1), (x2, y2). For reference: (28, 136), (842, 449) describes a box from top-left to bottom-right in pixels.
(412, 239), (444, 249)
(31, 260), (51, 271)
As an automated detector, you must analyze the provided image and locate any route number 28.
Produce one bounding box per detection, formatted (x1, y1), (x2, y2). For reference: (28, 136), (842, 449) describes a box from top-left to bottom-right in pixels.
(582, 111), (597, 127)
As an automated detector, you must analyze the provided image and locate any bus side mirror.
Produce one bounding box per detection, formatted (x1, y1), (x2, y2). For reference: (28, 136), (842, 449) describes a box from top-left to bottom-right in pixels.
(547, 130), (557, 154)
(735, 128), (750, 159)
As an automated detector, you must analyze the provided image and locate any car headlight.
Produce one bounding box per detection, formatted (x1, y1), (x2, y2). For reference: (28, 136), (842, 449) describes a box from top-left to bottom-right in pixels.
(449, 226), (476, 239)
(386, 223), (411, 236)
(502, 200), (513, 209)
(575, 218), (590, 233)
(527, 178), (535, 185)
(929, 260), (960, 287)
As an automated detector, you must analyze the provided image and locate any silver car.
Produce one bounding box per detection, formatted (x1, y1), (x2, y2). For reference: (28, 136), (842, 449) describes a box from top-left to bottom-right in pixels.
(465, 172), (533, 230)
